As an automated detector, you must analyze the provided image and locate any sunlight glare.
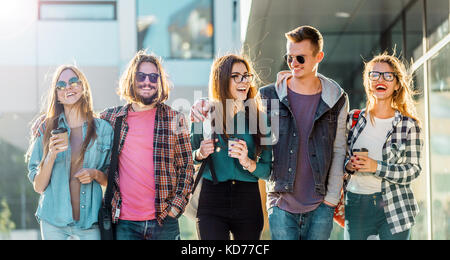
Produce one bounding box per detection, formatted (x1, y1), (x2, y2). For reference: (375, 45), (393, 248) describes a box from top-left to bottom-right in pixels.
(0, 0), (36, 40)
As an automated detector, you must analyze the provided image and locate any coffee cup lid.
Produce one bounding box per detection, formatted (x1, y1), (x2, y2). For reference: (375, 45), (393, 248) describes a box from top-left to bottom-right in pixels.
(51, 128), (68, 135)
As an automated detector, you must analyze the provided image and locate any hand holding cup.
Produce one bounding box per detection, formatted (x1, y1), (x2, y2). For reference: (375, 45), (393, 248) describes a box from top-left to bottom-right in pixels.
(228, 139), (250, 166)
(350, 148), (377, 173)
(49, 128), (68, 159)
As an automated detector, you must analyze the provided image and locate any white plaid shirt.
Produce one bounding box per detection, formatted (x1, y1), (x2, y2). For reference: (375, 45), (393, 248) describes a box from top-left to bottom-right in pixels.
(346, 109), (423, 234)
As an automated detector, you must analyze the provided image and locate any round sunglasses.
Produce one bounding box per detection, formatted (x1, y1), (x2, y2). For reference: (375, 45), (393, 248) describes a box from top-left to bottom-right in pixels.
(136, 72), (160, 83)
(56, 77), (80, 90)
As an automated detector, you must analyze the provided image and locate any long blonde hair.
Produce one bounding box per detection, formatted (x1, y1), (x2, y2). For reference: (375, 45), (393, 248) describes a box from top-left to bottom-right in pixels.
(363, 53), (419, 124)
(117, 49), (171, 105)
(27, 65), (97, 167)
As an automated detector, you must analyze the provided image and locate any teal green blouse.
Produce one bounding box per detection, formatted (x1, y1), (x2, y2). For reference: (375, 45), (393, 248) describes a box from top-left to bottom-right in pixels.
(190, 113), (272, 182)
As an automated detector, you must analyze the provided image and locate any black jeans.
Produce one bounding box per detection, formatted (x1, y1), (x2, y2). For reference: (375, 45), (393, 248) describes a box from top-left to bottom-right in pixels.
(196, 179), (264, 240)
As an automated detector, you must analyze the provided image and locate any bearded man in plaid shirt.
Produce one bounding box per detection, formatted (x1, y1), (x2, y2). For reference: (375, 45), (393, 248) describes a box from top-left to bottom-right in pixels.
(100, 50), (194, 240)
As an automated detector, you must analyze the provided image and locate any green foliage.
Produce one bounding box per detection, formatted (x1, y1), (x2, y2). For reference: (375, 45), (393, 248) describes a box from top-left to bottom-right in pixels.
(0, 139), (40, 230)
(0, 198), (16, 234)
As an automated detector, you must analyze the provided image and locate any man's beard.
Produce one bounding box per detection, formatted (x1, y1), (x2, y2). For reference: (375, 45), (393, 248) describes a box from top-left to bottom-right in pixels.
(136, 84), (158, 105)
(139, 93), (157, 105)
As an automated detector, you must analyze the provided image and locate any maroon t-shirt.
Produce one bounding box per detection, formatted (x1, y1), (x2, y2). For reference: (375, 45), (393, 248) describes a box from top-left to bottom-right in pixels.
(270, 87), (324, 214)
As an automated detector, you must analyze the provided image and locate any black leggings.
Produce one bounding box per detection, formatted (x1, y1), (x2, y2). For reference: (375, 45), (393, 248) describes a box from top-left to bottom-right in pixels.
(196, 179), (264, 240)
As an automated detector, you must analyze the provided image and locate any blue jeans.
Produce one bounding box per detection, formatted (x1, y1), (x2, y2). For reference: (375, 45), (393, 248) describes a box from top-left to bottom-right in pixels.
(40, 220), (100, 240)
(115, 217), (180, 240)
(344, 192), (410, 240)
(268, 203), (335, 240)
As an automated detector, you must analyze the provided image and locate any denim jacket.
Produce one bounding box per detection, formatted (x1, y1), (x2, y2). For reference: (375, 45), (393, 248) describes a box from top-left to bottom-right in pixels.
(27, 113), (113, 229)
(259, 73), (349, 205)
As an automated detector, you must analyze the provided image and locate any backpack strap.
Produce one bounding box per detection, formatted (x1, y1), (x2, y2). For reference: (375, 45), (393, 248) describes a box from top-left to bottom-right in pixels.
(104, 116), (123, 208)
(191, 131), (218, 194)
(351, 110), (361, 129)
(208, 131), (219, 185)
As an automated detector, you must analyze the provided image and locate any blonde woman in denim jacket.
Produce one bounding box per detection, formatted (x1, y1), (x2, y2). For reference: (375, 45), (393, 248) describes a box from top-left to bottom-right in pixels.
(345, 54), (423, 240)
(26, 65), (113, 240)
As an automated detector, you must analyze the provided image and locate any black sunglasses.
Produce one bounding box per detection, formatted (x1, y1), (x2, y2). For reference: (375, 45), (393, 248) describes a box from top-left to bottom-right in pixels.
(284, 54), (305, 64)
(56, 77), (80, 90)
(136, 72), (160, 83)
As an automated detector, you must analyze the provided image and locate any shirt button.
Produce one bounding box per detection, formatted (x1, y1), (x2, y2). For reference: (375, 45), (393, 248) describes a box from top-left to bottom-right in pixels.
(293, 133), (296, 137)
(81, 206), (85, 209)
(288, 168), (292, 172)
(284, 185), (289, 190)
(290, 150), (294, 154)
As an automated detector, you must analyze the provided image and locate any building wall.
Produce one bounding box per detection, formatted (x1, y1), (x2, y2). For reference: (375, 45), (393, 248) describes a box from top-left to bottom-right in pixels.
(0, 0), (243, 151)
(0, 0), (244, 234)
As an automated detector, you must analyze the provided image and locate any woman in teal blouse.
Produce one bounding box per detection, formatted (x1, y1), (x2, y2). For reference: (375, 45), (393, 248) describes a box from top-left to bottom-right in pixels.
(190, 54), (272, 240)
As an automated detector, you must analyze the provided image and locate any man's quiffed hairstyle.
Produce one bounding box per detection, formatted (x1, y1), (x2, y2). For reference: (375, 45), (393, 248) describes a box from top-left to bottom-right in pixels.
(285, 25), (323, 55)
(117, 50), (171, 105)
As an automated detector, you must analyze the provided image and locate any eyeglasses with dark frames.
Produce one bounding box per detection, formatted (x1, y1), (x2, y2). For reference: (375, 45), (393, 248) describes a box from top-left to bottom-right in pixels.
(231, 73), (254, 83)
(368, 71), (396, 82)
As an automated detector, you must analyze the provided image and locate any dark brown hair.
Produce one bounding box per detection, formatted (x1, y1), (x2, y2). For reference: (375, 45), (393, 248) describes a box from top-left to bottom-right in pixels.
(209, 54), (267, 156)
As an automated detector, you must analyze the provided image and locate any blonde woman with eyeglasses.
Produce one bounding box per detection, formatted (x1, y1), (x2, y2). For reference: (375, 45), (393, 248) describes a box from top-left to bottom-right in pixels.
(344, 53), (423, 240)
(26, 65), (113, 240)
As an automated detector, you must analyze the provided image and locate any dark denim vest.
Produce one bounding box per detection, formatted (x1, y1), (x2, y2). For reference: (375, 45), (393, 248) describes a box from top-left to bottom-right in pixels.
(259, 84), (347, 195)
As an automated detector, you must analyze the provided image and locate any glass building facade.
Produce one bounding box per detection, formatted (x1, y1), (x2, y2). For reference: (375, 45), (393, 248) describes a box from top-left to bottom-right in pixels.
(388, 0), (449, 240)
(137, 0), (214, 59)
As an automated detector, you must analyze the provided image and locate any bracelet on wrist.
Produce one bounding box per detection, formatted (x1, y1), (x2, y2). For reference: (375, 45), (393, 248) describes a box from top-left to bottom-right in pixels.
(242, 158), (252, 171)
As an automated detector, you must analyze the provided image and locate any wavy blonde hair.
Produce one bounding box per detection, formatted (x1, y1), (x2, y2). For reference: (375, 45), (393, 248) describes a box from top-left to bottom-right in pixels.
(117, 50), (170, 105)
(363, 53), (420, 124)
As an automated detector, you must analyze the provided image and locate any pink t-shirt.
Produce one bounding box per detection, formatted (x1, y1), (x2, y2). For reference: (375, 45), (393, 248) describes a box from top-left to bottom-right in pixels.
(118, 108), (157, 221)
